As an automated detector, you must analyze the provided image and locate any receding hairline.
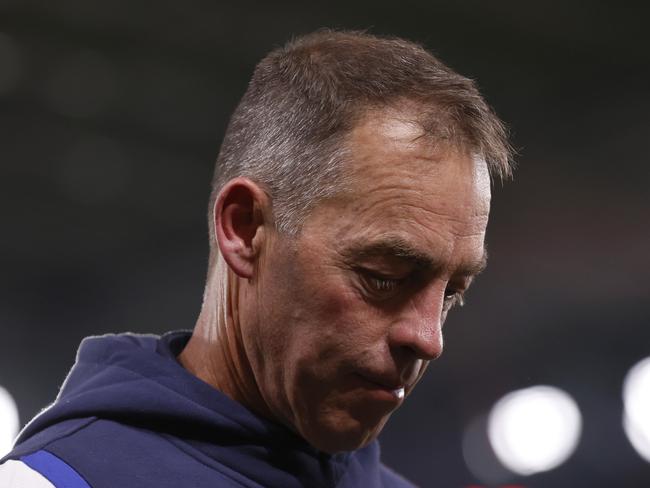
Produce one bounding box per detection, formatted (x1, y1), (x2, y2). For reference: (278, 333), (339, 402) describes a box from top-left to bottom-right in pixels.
(207, 28), (514, 253)
(342, 99), (487, 159)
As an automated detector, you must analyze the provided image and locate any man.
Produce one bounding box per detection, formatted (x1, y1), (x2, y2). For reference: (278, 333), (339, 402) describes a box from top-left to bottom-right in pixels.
(0, 30), (512, 487)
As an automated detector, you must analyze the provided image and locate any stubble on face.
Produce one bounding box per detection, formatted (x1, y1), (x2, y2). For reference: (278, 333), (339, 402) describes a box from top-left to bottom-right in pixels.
(241, 105), (492, 453)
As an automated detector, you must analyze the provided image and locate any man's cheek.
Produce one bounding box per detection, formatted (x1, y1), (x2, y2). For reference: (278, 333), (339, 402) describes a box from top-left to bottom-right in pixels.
(304, 277), (359, 324)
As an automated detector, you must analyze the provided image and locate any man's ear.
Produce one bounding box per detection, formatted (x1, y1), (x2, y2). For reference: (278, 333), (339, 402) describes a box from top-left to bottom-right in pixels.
(213, 177), (271, 279)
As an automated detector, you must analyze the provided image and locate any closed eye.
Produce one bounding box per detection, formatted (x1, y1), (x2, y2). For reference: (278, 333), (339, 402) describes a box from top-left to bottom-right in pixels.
(357, 268), (406, 298)
(368, 275), (401, 293)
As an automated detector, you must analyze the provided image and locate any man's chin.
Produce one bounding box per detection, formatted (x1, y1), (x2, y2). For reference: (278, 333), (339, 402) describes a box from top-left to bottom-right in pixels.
(298, 411), (392, 454)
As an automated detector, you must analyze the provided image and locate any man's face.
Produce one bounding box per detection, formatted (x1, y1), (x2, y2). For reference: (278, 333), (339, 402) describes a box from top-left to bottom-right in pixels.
(241, 108), (491, 453)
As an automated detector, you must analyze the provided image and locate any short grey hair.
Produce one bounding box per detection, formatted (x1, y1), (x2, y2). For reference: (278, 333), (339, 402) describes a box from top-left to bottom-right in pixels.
(208, 29), (513, 255)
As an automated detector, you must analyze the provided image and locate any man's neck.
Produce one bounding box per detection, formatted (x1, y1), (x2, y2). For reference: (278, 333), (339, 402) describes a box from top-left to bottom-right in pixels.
(177, 280), (275, 423)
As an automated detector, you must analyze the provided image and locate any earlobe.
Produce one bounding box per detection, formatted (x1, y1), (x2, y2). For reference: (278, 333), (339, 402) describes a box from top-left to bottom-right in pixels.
(214, 178), (269, 279)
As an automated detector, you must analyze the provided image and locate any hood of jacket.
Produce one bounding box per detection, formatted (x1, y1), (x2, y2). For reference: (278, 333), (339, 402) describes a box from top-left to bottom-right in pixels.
(13, 331), (388, 487)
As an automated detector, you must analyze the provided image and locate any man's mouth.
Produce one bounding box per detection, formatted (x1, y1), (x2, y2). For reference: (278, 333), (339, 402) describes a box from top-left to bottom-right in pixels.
(392, 387), (405, 400)
(354, 373), (407, 402)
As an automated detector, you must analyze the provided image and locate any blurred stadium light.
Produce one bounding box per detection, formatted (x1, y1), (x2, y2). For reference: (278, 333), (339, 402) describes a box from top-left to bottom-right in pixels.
(623, 357), (650, 463)
(0, 385), (19, 457)
(487, 385), (582, 476)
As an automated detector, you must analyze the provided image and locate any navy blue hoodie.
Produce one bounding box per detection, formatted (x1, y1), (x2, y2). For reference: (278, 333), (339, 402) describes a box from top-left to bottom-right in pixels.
(0, 331), (416, 487)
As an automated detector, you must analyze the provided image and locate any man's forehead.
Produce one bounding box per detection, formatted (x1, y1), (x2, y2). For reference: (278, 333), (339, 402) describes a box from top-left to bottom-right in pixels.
(348, 106), (433, 156)
(343, 105), (487, 185)
(366, 110), (425, 145)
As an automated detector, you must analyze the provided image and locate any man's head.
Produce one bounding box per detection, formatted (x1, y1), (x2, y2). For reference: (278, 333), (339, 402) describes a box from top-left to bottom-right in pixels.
(208, 29), (511, 240)
(186, 30), (513, 454)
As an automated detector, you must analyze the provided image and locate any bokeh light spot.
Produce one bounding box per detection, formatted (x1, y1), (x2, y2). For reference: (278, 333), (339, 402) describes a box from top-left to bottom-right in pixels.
(0, 385), (19, 457)
(487, 385), (582, 476)
(623, 357), (650, 463)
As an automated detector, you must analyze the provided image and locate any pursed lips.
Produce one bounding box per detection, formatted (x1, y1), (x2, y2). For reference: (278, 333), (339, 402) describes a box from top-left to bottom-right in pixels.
(359, 360), (421, 389)
(354, 369), (413, 395)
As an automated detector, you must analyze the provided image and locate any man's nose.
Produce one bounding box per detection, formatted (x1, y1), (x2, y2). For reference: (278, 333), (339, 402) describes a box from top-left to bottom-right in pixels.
(387, 286), (445, 361)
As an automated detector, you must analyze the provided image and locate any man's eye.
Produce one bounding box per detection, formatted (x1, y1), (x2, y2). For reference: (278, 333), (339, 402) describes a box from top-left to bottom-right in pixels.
(358, 270), (403, 297)
(443, 288), (465, 311)
(368, 276), (400, 293)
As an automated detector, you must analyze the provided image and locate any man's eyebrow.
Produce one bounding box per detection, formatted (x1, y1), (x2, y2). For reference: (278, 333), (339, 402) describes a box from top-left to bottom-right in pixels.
(457, 247), (488, 277)
(344, 237), (435, 269)
(343, 238), (489, 276)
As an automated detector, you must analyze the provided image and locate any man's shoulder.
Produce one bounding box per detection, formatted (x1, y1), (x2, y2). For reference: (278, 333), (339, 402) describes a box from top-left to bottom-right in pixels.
(1, 418), (246, 488)
(0, 450), (88, 488)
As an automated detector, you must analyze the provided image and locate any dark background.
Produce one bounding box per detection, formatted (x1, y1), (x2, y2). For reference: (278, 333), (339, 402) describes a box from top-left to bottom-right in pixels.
(1, 1), (649, 487)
